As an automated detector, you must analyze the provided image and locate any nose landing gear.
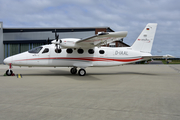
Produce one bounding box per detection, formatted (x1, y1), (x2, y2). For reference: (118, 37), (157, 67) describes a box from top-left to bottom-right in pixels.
(5, 63), (15, 76)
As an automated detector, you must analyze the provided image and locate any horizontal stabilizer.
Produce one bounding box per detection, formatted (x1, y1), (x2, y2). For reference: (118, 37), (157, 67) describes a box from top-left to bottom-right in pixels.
(142, 54), (174, 59)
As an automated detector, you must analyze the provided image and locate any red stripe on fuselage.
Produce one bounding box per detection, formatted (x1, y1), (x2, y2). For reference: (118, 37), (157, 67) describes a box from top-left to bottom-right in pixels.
(15, 57), (142, 62)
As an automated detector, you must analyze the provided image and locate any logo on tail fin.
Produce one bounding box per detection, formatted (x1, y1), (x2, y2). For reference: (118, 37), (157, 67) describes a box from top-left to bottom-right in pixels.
(137, 38), (151, 43)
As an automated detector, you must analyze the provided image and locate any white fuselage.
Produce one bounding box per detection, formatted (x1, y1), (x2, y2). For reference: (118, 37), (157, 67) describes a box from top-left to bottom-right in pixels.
(4, 44), (151, 68)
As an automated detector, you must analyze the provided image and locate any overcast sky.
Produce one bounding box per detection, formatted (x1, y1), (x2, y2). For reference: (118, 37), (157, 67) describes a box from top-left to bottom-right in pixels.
(0, 0), (179, 57)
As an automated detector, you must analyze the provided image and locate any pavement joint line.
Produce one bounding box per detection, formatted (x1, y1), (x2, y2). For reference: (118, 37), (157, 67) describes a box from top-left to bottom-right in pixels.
(168, 65), (180, 73)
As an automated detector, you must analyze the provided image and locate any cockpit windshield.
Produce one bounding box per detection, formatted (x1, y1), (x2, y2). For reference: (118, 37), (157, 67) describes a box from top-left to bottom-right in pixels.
(28, 46), (43, 53)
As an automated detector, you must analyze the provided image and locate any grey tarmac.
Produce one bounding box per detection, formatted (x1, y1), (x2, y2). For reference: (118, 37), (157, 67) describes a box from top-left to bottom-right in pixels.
(0, 64), (180, 120)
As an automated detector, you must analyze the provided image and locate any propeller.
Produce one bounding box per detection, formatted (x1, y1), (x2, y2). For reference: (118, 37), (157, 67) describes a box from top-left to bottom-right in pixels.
(55, 30), (58, 49)
(54, 30), (61, 52)
(46, 37), (51, 45)
(55, 30), (59, 42)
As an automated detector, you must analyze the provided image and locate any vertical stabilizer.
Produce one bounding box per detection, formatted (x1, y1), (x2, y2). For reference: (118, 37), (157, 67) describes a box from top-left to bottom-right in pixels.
(131, 23), (157, 53)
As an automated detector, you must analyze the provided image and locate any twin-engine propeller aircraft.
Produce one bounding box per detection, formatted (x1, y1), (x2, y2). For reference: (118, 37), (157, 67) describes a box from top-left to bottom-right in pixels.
(3, 23), (172, 76)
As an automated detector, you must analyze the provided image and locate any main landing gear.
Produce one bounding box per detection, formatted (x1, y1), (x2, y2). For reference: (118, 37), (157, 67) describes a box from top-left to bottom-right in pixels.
(5, 63), (15, 76)
(70, 67), (86, 76)
(70, 67), (77, 74)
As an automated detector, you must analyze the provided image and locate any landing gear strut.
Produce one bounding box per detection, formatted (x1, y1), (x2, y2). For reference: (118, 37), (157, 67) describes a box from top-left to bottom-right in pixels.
(5, 63), (14, 76)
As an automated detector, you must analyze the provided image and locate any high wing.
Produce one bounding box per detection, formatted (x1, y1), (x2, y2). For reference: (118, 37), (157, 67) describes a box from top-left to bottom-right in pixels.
(52, 31), (128, 49)
(75, 31), (128, 48)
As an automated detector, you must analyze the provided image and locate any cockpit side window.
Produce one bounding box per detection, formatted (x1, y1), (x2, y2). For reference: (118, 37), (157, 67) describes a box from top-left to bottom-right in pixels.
(28, 47), (43, 53)
(42, 48), (49, 54)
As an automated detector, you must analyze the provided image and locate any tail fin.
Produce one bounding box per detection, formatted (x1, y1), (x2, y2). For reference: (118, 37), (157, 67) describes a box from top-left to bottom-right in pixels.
(131, 23), (157, 53)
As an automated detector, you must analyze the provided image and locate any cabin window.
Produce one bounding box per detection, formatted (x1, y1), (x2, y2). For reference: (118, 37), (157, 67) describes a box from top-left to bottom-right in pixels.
(88, 49), (94, 54)
(28, 46), (43, 53)
(99, 50), (105, 54)
(55, 48), (61, 53)
(66, 48), (73, 54)
(42, 48), (49, 54)
(77, 48), (84, 54)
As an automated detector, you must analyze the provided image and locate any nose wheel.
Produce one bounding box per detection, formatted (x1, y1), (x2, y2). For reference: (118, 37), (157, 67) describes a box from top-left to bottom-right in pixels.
(6, 69), (13, 76)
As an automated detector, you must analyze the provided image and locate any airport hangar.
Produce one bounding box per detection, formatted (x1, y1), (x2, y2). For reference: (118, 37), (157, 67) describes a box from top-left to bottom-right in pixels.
(0, 22), (129, 63)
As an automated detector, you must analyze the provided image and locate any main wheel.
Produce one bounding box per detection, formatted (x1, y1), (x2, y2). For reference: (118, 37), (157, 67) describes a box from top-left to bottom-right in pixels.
(6, 69), (13, 76)
(78, 69), (86, 76)
(70, 68), (77, 74)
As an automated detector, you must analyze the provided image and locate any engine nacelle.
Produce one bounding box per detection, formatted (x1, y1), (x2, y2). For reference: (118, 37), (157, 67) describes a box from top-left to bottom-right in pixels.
(52, 38), (81, 48)
(60, 38), (80, 48)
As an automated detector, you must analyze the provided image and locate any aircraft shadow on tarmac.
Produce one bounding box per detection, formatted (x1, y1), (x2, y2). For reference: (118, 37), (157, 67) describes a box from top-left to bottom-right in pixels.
(16, 70), (158, 81)
(18, 70), (100, 80)
(89, 72), (157, 76)
(21, 70), (157, 76)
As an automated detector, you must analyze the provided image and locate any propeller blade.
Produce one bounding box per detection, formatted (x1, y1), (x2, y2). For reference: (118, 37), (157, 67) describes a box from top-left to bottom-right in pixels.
(54, 29), (60, 50)
(55, 29), (58, 42)
(57, 34), (59, 40)
(48, 37), (50, 44)
(46, 37), (50, 45)
(59, 40), (61, 49)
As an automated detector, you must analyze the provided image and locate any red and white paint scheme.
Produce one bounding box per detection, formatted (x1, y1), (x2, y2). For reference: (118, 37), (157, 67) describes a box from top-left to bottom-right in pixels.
(4, 23), (165, 76)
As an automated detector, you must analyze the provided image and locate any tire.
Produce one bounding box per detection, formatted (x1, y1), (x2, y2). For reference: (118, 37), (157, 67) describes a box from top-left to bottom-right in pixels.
(6, 70), (13, 76)
(78, 69), (86, 76)
(70, 68), (77, 74)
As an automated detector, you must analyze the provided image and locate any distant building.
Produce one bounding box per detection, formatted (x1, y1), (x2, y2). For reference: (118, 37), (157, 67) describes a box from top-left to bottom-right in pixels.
(0, 22), (129, 63)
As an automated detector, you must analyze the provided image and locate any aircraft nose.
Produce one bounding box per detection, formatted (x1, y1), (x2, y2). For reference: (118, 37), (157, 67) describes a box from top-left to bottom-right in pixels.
(3, 57), (12, 64)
